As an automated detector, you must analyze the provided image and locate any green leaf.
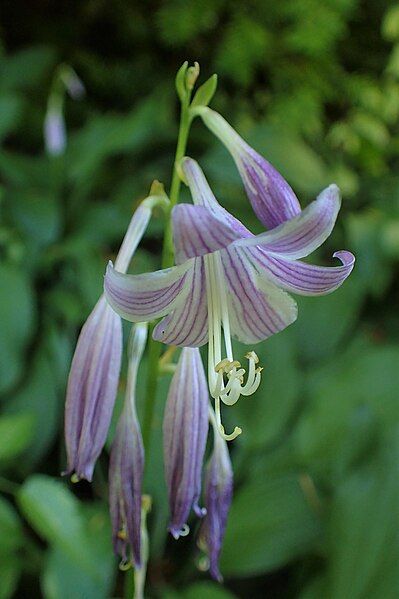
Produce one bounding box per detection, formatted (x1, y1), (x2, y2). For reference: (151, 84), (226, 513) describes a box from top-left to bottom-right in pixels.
(164, 582), (238, 599)
(5, 346), (60, 470)
(382, 5), (399, 41)
(7, 188), (61, 247)
(327, 442), (399, 599)
(0, 94), (24, 141)
(0, 413), (35, 461)
(293, 272), (364, 364)
(0, 555), (20, 599)
(42, 547), (110, 599)
(183, 582), (238, 599)
(0, 263), (36, 395)
(294, 342), (399, 475)
(191, 74), (218, 108)
(234, 329), (301, 448)
(0, 45), (56, 91)
(0, 497), (23, 599)
(42, 505), (115, 599)
(0, 495), (23, 555)
(221, 474), (320, 576)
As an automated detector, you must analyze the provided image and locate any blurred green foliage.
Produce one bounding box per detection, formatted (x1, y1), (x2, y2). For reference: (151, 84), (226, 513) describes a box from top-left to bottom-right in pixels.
(0, 1), (399, 597)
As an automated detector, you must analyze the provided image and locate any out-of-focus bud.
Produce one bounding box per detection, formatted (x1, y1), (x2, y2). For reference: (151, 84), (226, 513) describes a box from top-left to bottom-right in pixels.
(163, 347), (209, 539)
(44, 64), (85, 157)
(109, 323), (147, 568)
(44, 100), (67, 156)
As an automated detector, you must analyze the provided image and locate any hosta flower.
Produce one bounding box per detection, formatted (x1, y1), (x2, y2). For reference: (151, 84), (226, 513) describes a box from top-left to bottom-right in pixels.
(65, 198), (158, 481)
(104, 158), (354, 439)
(109, 323), (147, 568)
(193, 106), (301, 229)
(163, 347), (208, 539)
(198, 410), (233, 582)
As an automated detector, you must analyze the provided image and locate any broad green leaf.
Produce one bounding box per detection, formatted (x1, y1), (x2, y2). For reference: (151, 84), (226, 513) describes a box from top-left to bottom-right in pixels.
(294, 342), (399, 474)
(293, 272), (364, 364)
(0, 413), (35, 461)
(234, 329), (301, 448)
(0, 46), (56, 91)
(6, 347), (59, 469)
(221, 474), (320, 576)
(327, 443), (399, 599)
(42, 505), (115, 599)
(18, 475), (108, 584)
(0, 263), (36, 394)
(7, 188), (61, 247)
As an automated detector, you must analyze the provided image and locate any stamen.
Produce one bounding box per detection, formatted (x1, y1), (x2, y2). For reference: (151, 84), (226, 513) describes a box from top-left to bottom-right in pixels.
(204, 252), (262, 441)
(117, 528), (127, 541)
(180, 524), (190, 537)
(119, 559), (132, 571)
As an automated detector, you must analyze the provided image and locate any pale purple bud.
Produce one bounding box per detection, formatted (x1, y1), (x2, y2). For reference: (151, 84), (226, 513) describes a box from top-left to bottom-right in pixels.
(64, 203), (152, 481)
(197, 107), (302, 229)
(60, 65), (85, 100)
(109, 323), (147, 568)
(44, 106), (66, 156)
(64, 295), (122, 481)
(44, 65), (84, 156)
(163, 347), (209, 539)
(198, 424), (233, 583)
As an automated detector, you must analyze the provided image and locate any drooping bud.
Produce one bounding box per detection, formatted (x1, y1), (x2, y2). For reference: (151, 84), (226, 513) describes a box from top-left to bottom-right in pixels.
(198, 409), (233, 582)
(64, 194), (161, 481)
(163, 347), (209, 539)
(44, 64), (85, 157)
(109, 323), (147, 568)
(194, 107), (302, 230)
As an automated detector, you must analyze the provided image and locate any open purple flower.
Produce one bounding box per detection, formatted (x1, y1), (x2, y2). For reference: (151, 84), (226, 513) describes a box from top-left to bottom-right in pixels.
(198, 410), (233, 583)
(104, 158), (354, 440)
(109, 323), (147, 568)
(163, 347), (208, 539)
(64, 199), (156, 481)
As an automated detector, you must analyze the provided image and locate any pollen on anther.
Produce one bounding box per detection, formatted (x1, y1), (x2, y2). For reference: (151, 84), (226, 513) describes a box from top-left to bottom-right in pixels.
(245, 351), (259, 364)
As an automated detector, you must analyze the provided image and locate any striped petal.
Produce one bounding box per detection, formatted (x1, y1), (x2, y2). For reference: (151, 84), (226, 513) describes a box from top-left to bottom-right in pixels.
(104, 260), (193, 322)
(180, 157), (251, 238)
(109, 324), (147, 568)
(163, 347), (209, 538)
(172, 204), (242, 264)
(234, 184), (341, 259)
(249, 248), (355, 296)
(198, 431), (233, 583)
(153, 257), (208, 347)
(220, 246), (298, 344)
(64, 296), (122, 481)
(197, 108), (301, 229)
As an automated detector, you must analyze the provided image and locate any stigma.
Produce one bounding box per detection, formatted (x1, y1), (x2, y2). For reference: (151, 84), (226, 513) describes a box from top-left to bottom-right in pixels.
(204, 253), (262, 441)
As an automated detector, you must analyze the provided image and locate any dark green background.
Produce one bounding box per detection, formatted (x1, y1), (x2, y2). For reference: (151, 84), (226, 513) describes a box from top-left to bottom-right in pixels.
(0, 1), (399, 597)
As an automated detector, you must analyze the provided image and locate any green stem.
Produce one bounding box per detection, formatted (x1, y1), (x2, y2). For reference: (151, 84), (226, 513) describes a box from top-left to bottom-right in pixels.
(141, 96), (192, 452)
